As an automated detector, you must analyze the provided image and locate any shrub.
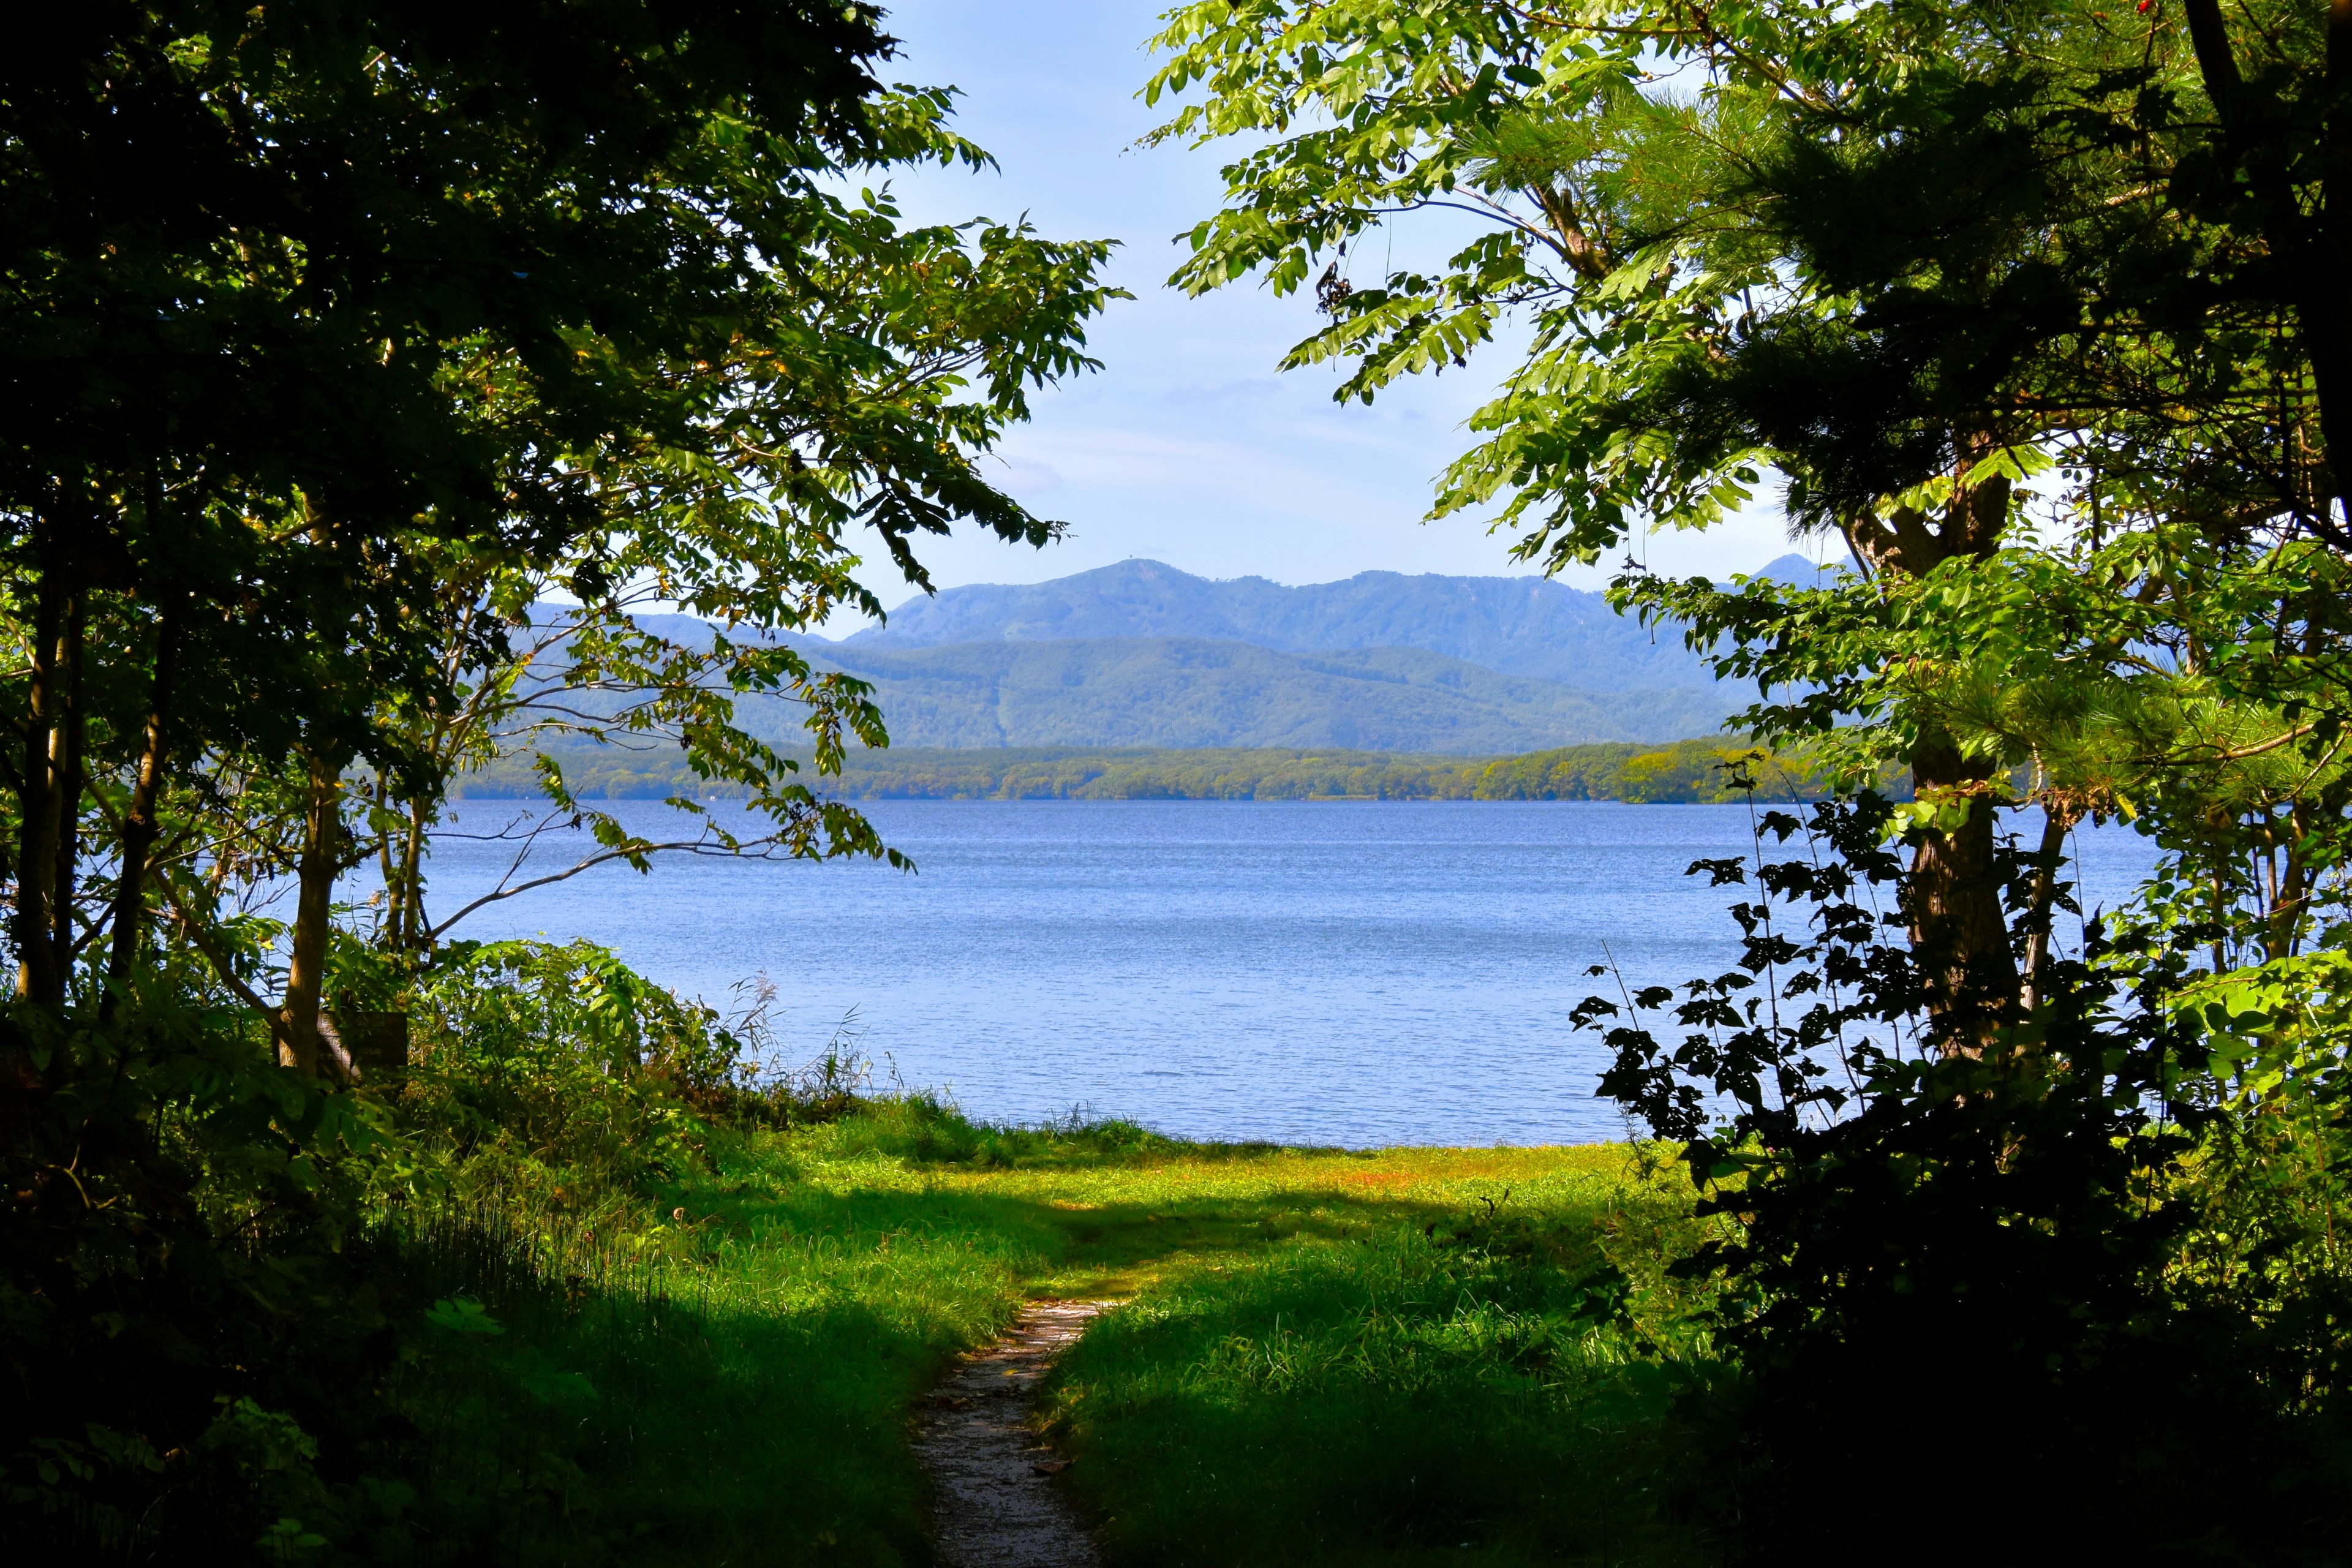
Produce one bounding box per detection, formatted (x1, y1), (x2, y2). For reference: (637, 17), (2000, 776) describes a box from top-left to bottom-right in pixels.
(1581, 794), (2351, 1564)
(0, 989), (415, 1564)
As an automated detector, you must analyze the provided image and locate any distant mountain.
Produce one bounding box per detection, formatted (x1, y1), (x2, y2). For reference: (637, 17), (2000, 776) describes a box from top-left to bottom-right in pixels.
(840, 555), (1834, 689)
(772, 636), (1732, 753)
(511, 556), (1834, 753)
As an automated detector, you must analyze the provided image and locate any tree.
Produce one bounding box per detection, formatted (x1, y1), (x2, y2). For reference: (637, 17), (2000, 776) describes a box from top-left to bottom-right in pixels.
(1145, 0), (2344, 1031)
(360, 206), (1118, 956)
(0, 0), (1117, 1079)
(1156, 8), (2352, 1539)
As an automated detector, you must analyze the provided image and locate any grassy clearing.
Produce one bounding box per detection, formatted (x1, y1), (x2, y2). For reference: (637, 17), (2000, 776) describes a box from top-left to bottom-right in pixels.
(401, 1099), (1712, 1567)
(1036, 1146), (1717, 1567)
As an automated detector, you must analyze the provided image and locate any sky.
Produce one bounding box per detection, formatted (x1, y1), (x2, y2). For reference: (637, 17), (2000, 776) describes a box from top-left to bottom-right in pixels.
(822, 0), (1812, 625)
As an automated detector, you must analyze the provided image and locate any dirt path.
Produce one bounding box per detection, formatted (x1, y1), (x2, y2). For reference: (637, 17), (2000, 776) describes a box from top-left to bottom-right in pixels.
(913, 1298), (1118, 1568)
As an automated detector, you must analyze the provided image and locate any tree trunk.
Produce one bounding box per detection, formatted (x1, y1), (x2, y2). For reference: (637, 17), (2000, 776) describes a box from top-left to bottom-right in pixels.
(1907, 736), (2020, 1044)
(105, 606), (179, 1016)
(279, 756), (341, 1077)
(1849, 456), (2020, 1038)
(2019, 801), (2078, 1016)
(2318, 0), (2351, 528)
(2183, 0), (2351, 531)
(373, 773), (431, 953)
(15, 543), (66, 1010)
(48, 593), (86, 1010)
(401, 797), (431, 951)
(2269, 799), (2316, 963)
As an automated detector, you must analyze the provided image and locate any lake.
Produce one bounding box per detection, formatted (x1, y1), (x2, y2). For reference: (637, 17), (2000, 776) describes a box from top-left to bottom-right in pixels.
(410, 799), (2160, 1148)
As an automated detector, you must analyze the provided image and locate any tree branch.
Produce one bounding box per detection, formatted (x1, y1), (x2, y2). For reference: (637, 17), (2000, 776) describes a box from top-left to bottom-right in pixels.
(427, 835), (772, 941)
(154, 869), (293, 1052)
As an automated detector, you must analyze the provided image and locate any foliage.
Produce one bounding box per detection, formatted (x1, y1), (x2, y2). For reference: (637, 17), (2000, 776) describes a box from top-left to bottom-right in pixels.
(0, 2), (1117, 1558)
(1160, 10), (2352, 1552)
(0, 995), (410, 1562)
(360, 189), (1123, 948)
(1468, 737), (1838, 806)
(0, 0), (1120, 1046)
(400, 941), (770, 1190)
(1577, 791), (2350, 1561)
(1148, 0), (2347, 1006)
(1147, 0), (2336, 559)
(1618, 539), (2352, 960)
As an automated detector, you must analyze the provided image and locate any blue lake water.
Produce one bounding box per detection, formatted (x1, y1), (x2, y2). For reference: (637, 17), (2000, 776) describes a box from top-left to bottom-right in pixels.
(410, 800), (2160, 1149)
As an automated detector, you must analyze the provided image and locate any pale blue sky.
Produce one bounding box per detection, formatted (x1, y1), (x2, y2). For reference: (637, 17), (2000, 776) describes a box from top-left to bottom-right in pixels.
(835, 0), (1803, 620)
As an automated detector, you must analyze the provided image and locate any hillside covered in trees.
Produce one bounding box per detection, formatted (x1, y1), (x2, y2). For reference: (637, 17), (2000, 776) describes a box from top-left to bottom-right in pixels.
(458, 737), (1836, 803)
(552, 590), (1749, 750)
(783, 637), (1732, 750)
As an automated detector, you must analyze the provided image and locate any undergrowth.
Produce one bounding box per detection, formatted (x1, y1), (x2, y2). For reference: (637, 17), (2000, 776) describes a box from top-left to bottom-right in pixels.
(6, 937), (1722, 1567)
(382, 944), (1730, 1568)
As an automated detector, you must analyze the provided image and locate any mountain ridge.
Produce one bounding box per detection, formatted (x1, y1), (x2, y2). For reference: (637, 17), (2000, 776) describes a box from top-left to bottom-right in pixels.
(782, 636), (1733, 752)
(839, 553), (1833, 689)
(516, 554), (1824, 752)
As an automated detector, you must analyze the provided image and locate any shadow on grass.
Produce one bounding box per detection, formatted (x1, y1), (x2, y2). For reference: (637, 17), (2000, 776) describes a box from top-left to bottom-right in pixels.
(1041, 1224), (1713, 1568)
(652, 1170), (1701, 1567)
(380, 1176), (1492, 1566)
(388, 1218), (971, 1567)
(684, 1172), (1490, 1298)
(382, 1106), (1678, 1568)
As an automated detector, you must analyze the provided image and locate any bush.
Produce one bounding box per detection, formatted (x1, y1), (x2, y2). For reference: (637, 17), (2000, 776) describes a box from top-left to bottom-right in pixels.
(0, 938), (891, 1565)
(0, 987), (418, 1564)
(1581, 794), (2351, 1564)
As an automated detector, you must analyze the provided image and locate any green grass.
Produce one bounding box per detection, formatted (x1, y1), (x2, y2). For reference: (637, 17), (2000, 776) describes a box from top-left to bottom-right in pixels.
(397, 1101), (1716, 1567)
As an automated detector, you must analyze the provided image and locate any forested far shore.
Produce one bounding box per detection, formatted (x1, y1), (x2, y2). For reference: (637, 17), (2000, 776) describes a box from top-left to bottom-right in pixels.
(452, 737), (1858, 805)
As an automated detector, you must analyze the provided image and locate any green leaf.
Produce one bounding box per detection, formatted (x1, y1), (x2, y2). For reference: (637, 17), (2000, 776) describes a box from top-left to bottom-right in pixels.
(425, 1297), (505, 1337)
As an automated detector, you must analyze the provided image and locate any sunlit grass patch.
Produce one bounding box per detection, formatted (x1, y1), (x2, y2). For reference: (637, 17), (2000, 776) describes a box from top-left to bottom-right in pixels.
(398, 1098), (1710, 1566)
(1025, 1142), (1718, 1566)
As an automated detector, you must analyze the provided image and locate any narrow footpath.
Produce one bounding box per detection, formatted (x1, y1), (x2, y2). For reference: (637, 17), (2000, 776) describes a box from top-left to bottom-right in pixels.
(913, 1299), (1120, 1568)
